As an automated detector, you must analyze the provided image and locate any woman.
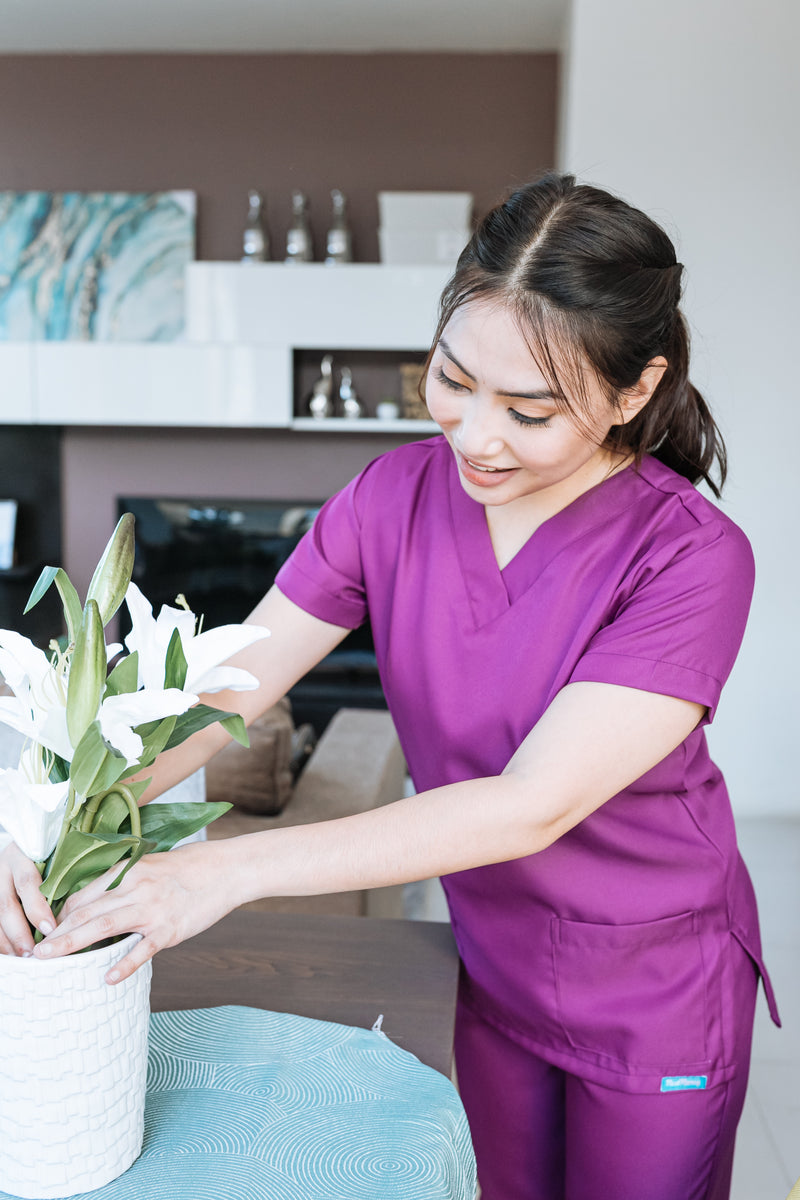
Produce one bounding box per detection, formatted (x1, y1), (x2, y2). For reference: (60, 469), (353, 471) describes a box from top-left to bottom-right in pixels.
(1, 174), (778, 1200)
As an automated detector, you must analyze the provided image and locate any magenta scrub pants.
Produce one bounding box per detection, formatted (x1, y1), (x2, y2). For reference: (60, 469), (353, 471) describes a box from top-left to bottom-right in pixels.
(454, 942), (759, 1200)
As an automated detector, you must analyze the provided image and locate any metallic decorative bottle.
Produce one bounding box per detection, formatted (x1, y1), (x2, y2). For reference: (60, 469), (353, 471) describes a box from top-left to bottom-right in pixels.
(337, 366), (363, 418)
(307, 354), (334, 419)
(325, 189), (353, 264)
(285, 191), (314, 263)
(241, 190), (269, 262)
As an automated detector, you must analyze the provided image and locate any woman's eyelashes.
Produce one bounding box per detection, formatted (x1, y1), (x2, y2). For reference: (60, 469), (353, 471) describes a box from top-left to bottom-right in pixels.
(509, 409), (552, 428)
(434, 365), (552, 427)
(434, 366), (468, 392)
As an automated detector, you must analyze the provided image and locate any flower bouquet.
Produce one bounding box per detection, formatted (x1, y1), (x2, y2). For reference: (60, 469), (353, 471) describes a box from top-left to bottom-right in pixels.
(0, 514), (269, 1198)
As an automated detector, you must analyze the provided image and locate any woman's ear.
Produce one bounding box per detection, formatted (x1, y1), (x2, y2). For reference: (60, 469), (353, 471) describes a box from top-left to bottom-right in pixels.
(618, 357), (668, 422)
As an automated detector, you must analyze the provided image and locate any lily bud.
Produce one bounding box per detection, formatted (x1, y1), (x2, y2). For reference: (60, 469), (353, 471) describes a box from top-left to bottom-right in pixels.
(67, 600), (106, 749)
(86, 513), (135, 627)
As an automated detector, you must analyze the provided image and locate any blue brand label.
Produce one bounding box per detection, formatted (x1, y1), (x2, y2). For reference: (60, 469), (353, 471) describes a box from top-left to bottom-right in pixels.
(660, 1075), (708, 1092)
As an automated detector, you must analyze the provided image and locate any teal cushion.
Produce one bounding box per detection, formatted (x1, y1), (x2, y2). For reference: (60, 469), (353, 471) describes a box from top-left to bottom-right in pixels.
(2, 1005), (476, 1200)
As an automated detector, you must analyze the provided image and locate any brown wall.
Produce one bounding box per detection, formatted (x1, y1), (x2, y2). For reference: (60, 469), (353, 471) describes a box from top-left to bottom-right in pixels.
(0, 52), (558, 261)
(0, 51), (558, 596)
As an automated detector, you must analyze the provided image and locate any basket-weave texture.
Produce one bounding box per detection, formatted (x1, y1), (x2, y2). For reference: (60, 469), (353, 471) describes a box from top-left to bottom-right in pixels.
(0, 934), (151, 1199)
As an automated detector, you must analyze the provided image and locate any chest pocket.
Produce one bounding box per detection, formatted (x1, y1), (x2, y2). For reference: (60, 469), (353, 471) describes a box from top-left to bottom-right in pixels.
(551, 910), (710, 1073)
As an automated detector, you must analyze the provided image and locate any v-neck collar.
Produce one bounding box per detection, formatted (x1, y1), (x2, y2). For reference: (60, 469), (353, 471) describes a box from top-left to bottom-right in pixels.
(446, 451), (642, 628)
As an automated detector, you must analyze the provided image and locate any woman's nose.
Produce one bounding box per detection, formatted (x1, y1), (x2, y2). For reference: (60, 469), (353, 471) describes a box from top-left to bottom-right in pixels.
(454, 399), (506, 460)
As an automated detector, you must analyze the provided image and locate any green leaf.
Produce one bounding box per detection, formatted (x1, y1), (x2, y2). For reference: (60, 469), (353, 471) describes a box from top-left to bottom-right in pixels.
(137, 801), (232, 853)
(86, 791), (132, 838)
(105, 837), (157, 893)
(25, 566), (82, 645)
(66, 600), (106, 748)
(47, 753), (70, 785)
(164, 627), (188, 691)
(40, 829), (142, 910)
(163, 704), (250, 752)
(220, 713), (249, 748)
(137, 714), (177, 767)
(86, 513), (135, 627)
(69, 721), (128, 798)
(104, 651), (139, 698)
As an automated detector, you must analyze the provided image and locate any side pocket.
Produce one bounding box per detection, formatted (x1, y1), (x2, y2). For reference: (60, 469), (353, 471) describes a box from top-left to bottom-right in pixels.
(552, 910), (710, 1070)
(731, 927), (782, 1027)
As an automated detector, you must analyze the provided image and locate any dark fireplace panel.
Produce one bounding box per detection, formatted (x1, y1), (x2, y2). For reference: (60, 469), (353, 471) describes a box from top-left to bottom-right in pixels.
(117, 497), (385, 734)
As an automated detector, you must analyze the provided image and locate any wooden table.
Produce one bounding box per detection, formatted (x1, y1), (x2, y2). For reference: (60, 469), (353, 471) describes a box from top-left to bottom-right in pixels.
(151, 909), (460, 1078)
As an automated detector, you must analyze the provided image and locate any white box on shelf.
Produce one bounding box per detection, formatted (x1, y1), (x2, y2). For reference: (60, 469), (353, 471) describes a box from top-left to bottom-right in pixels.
(378, 228), (467, 266)
(378, 191), (473, 232)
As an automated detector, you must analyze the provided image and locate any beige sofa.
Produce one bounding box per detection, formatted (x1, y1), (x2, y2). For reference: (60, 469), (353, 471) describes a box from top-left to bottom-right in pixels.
(205, 706), (407, 919)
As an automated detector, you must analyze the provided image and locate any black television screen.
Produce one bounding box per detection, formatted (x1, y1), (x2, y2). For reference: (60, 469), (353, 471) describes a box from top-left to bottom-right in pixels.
(116, 497), (383, 733)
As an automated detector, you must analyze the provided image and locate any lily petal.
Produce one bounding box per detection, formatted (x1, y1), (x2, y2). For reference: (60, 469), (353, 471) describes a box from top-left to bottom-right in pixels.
(0, 770), (69, 861)
(184, 624), (270, 694)
(98, 687), (199, 764)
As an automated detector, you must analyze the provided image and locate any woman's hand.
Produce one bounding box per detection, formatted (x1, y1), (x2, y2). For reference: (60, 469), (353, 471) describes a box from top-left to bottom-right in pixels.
(32, 839), (239, 983)
(0, 842), (56, 956)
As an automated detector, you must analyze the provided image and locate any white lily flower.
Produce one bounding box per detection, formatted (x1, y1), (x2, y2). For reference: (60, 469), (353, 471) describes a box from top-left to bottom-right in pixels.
(98, 687), (200, 766)
(0, 744), (70, 860)
(123, 582), (269, 696)
(0, 630), (73, 761)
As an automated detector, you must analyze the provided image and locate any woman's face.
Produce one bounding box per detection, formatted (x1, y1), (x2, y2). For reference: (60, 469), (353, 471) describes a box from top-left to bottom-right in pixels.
(426, 299), (628, 512)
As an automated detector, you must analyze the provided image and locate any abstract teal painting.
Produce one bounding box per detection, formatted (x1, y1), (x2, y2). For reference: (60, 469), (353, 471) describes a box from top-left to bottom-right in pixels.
(0, 191), (195, 341)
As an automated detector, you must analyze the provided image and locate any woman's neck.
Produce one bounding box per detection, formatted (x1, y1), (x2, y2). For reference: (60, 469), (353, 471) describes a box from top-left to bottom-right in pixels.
(485, 449), (632, 570)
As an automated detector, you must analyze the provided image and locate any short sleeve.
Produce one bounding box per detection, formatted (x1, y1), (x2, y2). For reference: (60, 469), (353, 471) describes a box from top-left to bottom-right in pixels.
(568, 521), (755, 723)
(275, 472), (369, 629)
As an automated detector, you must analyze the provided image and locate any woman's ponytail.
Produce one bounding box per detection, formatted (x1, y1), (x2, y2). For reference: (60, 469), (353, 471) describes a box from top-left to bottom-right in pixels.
(622, 313), (727, 497)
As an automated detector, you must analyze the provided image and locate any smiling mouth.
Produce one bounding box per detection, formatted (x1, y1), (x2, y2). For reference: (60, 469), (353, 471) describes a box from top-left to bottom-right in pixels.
(463, 456), (514, 474)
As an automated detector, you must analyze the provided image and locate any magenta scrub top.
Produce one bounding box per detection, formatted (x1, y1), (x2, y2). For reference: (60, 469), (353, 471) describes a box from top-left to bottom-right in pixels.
(276, 436), (779, 1093)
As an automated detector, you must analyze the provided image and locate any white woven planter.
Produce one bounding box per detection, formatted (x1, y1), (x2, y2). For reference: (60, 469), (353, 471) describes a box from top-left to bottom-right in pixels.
(0, 934), (152, 1199)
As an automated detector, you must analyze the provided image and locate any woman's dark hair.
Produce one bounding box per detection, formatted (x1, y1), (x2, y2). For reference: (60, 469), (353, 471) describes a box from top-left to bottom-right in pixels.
(428, 173), (726, 496)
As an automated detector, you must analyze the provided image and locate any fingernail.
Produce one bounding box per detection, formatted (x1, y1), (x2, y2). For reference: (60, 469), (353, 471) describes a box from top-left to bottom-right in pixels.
(21, 949), (32, 958)
(39, 920), (54, 936)
(106, 969), (120, 984)
(36, 943), (53, 956)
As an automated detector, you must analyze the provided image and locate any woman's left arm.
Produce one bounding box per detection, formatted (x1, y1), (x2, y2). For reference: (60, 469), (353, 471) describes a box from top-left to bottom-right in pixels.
(35, 682), (703, 980)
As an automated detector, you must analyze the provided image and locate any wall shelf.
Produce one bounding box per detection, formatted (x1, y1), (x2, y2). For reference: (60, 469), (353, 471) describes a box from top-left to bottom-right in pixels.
(0, 264), (450, 430)
(291, 417), (438, 434)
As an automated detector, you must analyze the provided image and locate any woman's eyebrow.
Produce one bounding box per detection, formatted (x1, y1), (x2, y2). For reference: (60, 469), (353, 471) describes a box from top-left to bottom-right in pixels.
(439, 338), (557, 402)
(496, 387), (559, 402)
(439, 338), (476, 381)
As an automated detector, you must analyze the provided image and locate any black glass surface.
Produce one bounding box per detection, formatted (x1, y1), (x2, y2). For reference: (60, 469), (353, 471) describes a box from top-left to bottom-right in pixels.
(117, 497), (384, 733)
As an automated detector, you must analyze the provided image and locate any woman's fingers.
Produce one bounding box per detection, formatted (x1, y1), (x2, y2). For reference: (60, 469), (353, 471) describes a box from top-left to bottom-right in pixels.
(32, 842), (232, 982)
(0, 845), (55, 955)
(105, 934), (159, 984)
(35, 864), (161, 965)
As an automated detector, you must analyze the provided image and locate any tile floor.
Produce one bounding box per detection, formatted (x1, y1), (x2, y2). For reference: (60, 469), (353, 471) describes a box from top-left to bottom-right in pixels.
(731, 818), (799, 1200)
(404, 816), (800, 1200)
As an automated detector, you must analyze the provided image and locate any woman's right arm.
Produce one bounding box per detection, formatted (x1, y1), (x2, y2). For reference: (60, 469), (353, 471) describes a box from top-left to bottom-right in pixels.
(0, 587), (352, 954)
(133, 587), (352, 801)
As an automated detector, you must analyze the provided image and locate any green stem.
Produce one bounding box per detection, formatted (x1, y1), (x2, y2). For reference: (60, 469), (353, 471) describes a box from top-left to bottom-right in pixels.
(80, 783), (142, 839)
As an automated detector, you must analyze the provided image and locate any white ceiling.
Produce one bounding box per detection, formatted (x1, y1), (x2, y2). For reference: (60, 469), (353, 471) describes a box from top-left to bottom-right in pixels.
(0, 0), (568, 54)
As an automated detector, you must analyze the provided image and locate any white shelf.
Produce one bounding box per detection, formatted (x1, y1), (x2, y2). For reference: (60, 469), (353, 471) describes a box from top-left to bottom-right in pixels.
(0, 264), (449, 429)
(291, 417), (438, 434)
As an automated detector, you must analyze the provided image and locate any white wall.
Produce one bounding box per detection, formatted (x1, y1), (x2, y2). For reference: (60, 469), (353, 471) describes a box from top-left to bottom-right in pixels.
(560, 0), (800, 816)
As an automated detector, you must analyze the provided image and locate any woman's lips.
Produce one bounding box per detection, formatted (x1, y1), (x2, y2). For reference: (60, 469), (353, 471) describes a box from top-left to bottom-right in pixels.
(456, 452), (518, 487)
